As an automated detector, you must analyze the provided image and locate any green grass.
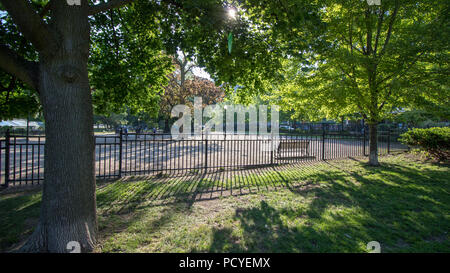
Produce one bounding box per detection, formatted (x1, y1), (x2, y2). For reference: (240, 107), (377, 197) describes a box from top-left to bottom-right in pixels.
(0, 154), (449, 253)
(0, 192), (41, 250)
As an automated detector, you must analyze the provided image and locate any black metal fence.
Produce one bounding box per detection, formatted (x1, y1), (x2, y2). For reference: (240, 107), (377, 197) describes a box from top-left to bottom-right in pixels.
(0, 129), (409, 188)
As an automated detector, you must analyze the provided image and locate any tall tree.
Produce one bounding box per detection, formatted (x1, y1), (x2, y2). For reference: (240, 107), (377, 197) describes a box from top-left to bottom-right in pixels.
(270, 0), (449, 165)
(0, 0), (309, 252)
(159, 54), (195, 132)
(160, 54), (225, 131)
(0, 0), (103, 252)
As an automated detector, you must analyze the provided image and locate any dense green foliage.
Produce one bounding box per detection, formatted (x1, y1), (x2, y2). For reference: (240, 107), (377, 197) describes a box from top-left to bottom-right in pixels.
(88, 0), (320, 112)
(0, 3), (41, 120)
(1, 1), (448, 123)
(89, 4), (172, 116)
(1, 0), (322, 119)
(267, 0), (449, 123)
(393, 109), (450, 128)
(401, 127), (450, 161)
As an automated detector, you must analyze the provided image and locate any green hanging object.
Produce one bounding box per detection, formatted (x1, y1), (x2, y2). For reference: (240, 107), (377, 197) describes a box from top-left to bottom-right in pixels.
(228, 32), (233, 54)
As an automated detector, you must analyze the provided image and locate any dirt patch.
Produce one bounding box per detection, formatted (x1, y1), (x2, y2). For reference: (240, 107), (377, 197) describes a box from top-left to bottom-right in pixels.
(194, 198), (223, 210)
(288, 181), (322, 193)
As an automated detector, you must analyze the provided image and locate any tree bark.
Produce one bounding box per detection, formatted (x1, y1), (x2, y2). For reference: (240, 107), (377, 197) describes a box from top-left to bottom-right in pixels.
(368, 122), (379, 166)
(19, 3), (97, 253)
(164, 118), (170, 133)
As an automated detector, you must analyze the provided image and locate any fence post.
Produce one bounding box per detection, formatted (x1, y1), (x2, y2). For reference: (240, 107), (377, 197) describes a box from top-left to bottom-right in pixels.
(387, 129), (391, 154)
(270, 139), (274, 165)
(204, 138), (208, 171)
(4, 129), (10, 188)
(270, 131), (274, 165)
(118, 129), (123, 178)
(363, 125), (366, 156)
(322, 124), (326, 160)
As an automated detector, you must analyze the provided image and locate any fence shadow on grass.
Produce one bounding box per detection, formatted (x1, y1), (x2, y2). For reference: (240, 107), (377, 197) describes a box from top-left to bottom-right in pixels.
(204, 158), (449, 252)
(3, 155), (448, 252)
(95, 160), (328, 215)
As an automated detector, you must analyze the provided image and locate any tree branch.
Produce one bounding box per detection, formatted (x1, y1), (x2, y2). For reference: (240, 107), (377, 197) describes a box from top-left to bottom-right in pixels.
(39, 0), (53, 18)
(88, 0), (134, 15)
(377, 51), (425, 111)
(379, 0), (399, 57)
(0, 45), (39, 91)
(335, 62), (367, 114)
(373, 6), (386, 57)
(109, 10), (121, 58)
(1, 77), (16, 107)
(378, 52), (425, 87)
(358, 30), (366, 54)
(341, 35), (364, 55)
(365, 8), (373, 55)
(0, 0), (57, 53)
(378, 86), (392, 111)
(185, 64), (195, 75)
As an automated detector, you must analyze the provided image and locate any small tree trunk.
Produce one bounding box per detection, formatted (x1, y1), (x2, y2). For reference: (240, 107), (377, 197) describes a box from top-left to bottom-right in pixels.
(368, 123), (380, 166)
(164, 118), (170, 133)
(19, 4), (96, 253)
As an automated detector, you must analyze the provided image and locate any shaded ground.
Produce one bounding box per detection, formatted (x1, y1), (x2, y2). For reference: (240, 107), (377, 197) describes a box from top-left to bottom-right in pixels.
(0, 153), (448, 253)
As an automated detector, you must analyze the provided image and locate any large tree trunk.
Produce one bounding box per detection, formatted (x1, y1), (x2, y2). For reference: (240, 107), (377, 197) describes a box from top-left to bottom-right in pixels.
(368, 123), (380, 166)
(20, 4), (97, 253)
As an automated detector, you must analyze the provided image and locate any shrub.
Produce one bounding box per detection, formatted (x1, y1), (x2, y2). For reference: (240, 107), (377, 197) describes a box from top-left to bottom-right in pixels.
(400, 127), (450, 162)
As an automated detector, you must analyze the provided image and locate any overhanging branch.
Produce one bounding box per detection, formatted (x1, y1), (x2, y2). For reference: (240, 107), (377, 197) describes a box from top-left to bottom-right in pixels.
(0, 0), (57, 53)
(39, 1), (53, 18)
(0, 45), (39, 91)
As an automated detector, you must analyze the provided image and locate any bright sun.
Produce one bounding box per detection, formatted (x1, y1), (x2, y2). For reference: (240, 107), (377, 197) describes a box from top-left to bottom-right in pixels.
(228, 8), (236, 19)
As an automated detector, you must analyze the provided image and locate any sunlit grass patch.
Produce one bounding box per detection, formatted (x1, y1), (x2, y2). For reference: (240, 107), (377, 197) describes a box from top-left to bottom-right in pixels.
(1, 154), (449, 253)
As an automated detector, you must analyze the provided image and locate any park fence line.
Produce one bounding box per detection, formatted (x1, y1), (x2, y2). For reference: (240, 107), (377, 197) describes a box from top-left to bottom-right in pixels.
(0, 130), (408, 188)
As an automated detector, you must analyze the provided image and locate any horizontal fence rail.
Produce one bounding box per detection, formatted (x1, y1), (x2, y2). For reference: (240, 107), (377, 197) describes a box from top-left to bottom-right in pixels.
(0, 130), (409, 188)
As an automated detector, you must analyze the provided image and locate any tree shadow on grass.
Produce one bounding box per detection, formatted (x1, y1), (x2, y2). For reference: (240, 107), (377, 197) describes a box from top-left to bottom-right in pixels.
(208, 200), (341, 253)
(206, 159), (449, 253)
(0, 193), (41, 252)
(295, 161), (449, 252)
(2, 156), (448, 252)
(96, 200), (193, 252)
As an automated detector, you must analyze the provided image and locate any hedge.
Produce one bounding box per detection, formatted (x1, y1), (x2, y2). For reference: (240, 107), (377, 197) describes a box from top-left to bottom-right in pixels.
(400, 127), (450, 162)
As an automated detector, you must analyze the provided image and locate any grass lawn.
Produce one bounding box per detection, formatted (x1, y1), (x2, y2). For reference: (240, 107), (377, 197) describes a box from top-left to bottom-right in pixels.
(0, 153), (449, 253)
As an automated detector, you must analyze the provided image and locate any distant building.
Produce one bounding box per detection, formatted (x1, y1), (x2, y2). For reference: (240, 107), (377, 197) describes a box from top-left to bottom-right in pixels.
(0, 119), (43, 130)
